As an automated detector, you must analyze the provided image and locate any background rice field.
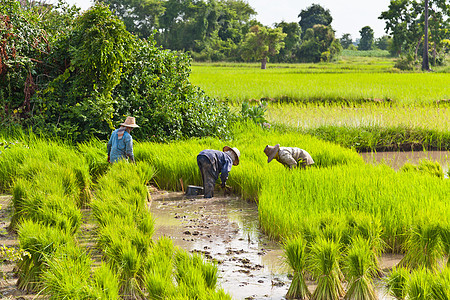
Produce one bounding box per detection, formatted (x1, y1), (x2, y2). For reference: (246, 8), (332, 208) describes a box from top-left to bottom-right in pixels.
(190, 62), (450, 105)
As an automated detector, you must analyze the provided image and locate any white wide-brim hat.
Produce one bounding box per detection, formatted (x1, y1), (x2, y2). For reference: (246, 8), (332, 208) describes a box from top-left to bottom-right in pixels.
(223, 146), (240, 166)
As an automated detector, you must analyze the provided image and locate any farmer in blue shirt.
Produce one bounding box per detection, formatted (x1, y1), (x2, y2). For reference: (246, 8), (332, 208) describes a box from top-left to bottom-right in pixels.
(107, 116), (139, 163)
(197, 146), (240, 198)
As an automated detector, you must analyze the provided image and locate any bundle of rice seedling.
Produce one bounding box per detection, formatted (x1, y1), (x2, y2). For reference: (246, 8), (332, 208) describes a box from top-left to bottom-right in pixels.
(406, 267), (431, 300)
(17, 220), (75, 291)
(343, 236), (377, 300)
(41, 244), (92, 298)
(399, 221), (442, 271)
(91, 262), (120, 299)
(283, 235), (311, 299)
(309, 237), (344, 300)
(430, 267), (450, 300)
(385, 267), (409, 300)
(440, 225), (450, 267)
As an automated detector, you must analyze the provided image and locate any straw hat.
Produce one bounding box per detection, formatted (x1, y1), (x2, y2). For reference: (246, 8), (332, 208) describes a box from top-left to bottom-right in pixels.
(264, 144), (280, 163)
(120, 116), (139, 128)
(223, 146), (240, 166)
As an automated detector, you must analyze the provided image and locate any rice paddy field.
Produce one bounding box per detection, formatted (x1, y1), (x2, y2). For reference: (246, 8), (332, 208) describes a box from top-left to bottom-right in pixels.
(2, 56), (450, 299)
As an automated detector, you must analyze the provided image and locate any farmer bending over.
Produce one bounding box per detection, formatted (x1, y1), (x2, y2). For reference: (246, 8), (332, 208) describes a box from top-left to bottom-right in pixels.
(197, 146), (240, 198)
(107, 116), (139, 164)
(264, 144), (314, 169)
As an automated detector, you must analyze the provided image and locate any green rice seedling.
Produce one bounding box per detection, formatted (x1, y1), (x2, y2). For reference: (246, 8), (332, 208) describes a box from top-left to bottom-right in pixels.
(136, 161), (157, 186)
(400, 159), (444, 178)
(399, 220), (442, 272)
(406, 267), (432, 300)
(342, 213), (385, 276)
(143, 237), (176, 299)
(283, 235), (311, 299)
(10, 177), (81, 234)
(17, 220), (76, 292)
(439, 224), (450, 267)
(106, 240), (143, 299)
(430, 267), (450, 300)
(91, 262), (120, 300)
(385, 267), (409, 300)
(40, 244), (92, 299)
(174, 250), (219, 294)
(343, 236), (377, 300)
(309, 237), (344, 300)
(77, 138), (110, 180)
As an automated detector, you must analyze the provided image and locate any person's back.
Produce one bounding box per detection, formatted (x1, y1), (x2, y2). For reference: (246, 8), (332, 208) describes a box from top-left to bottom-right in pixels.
(108, 128), (133, 163)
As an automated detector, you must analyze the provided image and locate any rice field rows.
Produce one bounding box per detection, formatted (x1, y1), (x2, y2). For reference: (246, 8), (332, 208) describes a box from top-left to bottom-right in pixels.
(0, 137), (230, 299)
(190, 64), (450, 105)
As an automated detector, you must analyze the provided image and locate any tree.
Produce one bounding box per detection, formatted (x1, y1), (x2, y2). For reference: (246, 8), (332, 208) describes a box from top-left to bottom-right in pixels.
(297, 24), (342, 62)
(358, 26), (374, 50)
(340, 33), (353, 49)
(240, 25), (287, 69)
(298, 3), (332, 36)
(375, 35), (392, 50)
(379, 0), (450, 60)
(95, 0), (165, 38)
(422, 0), (430, 70)
(273, 21), (302, 62)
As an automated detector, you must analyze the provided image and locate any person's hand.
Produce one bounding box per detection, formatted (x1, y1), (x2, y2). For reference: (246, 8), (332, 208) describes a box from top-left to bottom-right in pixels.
(108, 156), (111, 163)
(221, 182), (226, 189)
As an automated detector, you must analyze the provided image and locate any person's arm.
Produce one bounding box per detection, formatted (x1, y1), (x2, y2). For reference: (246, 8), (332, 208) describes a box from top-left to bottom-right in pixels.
(125, 134), (135, 163)
(278, 150), (297, 169)
(107, 133), (113, 163)
(220, 158), (233, 187)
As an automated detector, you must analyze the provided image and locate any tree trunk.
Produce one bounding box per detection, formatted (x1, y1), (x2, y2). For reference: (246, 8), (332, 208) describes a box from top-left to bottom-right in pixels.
(261, 57), (267, 69)
(422, 0), (430, 71)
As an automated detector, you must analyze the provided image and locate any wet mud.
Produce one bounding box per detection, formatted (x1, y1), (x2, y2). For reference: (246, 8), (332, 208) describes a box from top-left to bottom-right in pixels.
(150, 189), (398, 300)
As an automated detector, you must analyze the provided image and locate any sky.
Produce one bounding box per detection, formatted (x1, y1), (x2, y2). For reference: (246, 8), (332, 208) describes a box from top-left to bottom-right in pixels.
(52, 0), (392, 39)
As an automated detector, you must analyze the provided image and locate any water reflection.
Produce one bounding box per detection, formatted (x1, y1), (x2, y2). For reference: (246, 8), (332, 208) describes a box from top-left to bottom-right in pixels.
(360, 150), (450, 174)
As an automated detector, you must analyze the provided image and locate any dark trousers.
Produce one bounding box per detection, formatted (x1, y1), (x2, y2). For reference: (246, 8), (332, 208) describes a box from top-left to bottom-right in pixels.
(197, 155), (217, 198)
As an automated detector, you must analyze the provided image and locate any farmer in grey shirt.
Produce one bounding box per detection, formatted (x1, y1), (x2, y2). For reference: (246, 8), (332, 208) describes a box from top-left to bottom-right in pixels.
(107, 116), (139, 163)
(197, 146), (240, 198)
(264, 144), (314, 169)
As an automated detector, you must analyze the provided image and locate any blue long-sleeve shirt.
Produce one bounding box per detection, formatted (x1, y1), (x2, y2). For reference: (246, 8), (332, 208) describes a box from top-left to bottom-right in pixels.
(198, 149), (233, 184)
(107, 129), (134, 163)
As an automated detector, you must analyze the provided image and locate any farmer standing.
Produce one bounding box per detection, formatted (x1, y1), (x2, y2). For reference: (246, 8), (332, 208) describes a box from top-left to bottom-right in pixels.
(107, 116), (139, 164)
(197, 146), (240, 198)
(264, 144), (314, 169)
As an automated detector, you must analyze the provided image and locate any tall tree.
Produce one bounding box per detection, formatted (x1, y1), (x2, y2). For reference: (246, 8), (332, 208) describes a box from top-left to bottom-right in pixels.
(358, 26), (374, 50)
(422, 0), (430, 70)
(240, 25), (287, 69)
(273, 21), (302, 62)
(95, 0), (165, 38)
(297, 24), (342, 63)
(298, 3), (332, 36)
(340, 33), (353, 49)
(379, 0), (450, 59)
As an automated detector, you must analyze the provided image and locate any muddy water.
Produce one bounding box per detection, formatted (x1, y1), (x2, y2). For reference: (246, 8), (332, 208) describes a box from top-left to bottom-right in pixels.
(360, 150), (450, 173)
(150, 190), (397, 300)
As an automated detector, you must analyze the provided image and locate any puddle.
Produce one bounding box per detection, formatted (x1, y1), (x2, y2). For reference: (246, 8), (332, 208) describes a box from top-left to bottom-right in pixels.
(361, 150), (450, 173)
(150, 190), (399, 300)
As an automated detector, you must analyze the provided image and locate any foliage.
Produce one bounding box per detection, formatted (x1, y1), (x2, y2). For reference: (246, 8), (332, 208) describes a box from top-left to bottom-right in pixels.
(240, 100), (268, 126)
(340, 33), (353, 49)
(0, 245), (29, 280)
(298, 3), (333, 36)
(96, 0), (165, 38)
(272, 21), (302, 63)
(112, 38), (231, 142)
(240, 25), (287, 69)
(30, 3), (133, 141)
(297, 25), (342, 63)
(358, 26), (374, 51)
(379, 0), (450, 63)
